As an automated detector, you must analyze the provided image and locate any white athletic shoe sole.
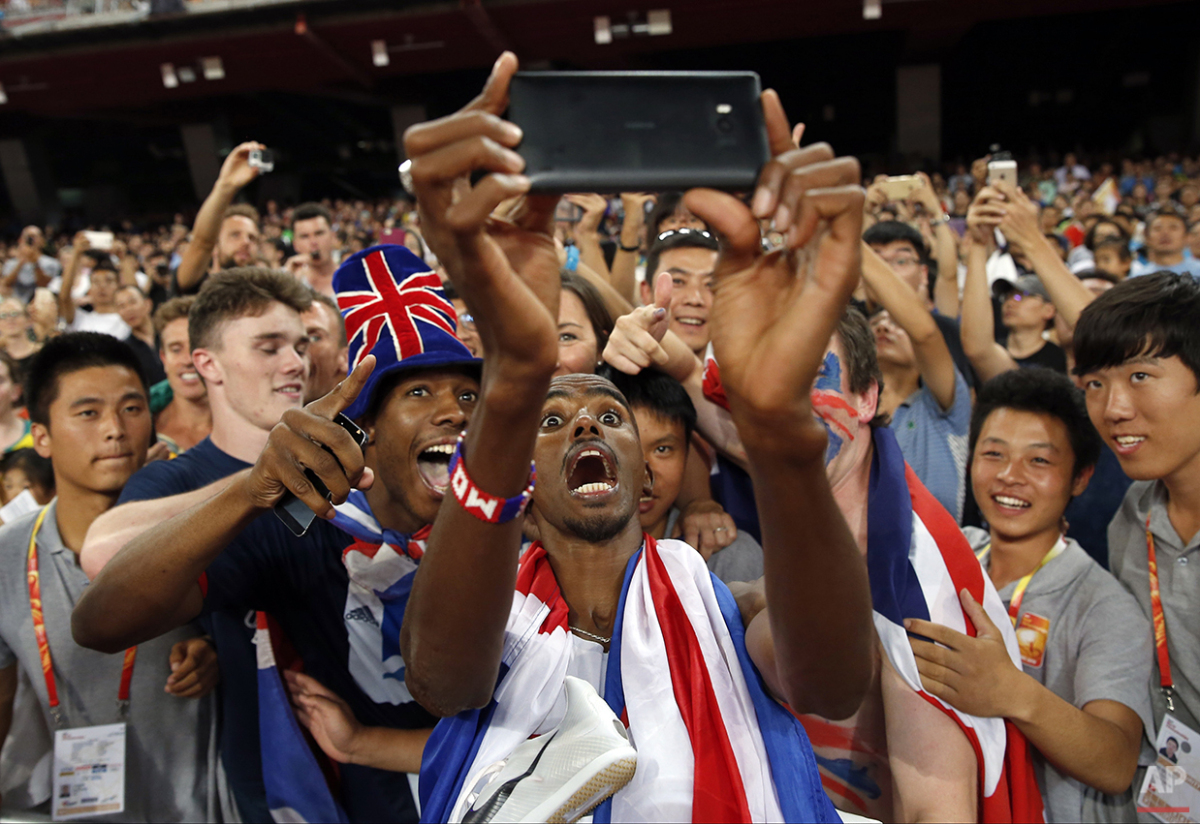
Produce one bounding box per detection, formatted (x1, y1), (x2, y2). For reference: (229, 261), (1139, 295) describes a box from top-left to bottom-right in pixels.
(457, 676), (637, 823)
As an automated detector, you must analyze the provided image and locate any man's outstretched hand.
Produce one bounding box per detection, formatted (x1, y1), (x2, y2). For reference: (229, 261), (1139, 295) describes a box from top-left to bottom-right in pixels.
(685, 91), (864, 462)
(244, 355), (376, 519)
(404, 52), (562, 370)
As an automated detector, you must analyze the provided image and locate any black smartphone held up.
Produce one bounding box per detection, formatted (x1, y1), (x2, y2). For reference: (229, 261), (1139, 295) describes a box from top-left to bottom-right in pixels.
(274, 413), (368, 537)
(507, 71), (770, 193)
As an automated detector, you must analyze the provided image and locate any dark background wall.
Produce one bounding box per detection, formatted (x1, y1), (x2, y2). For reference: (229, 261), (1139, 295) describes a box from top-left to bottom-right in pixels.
(0, 0), (1196, 227)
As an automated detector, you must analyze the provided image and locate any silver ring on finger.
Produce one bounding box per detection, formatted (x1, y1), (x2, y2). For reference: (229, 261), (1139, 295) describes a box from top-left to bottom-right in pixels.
(398, 159), (415, 197)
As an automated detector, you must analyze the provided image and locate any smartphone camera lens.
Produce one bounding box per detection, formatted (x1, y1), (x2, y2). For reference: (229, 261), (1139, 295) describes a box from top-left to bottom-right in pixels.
(716, 116), (734, 134)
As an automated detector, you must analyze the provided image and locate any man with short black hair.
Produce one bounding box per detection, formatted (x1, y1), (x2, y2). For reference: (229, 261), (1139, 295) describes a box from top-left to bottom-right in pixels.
(603, 367), (763, 583)
(75, 268), (312, 821)
(287, 202), (339, 296)
(1074, 271), (1200, 812)
(174, 141), (266, 294)
(640, 228), (719, 358)
(908, 368), (1152, 822)
(862, 219), (977, 387)
(0, 332), (220, 821)
(1131, 209), (1200, 277)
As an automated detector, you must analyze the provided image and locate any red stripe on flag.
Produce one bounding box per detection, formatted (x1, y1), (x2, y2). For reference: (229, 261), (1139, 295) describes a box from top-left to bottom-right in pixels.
(644, 538), (752, 823)
(905, 464), (985, 636)
(515, 543), (569, 634)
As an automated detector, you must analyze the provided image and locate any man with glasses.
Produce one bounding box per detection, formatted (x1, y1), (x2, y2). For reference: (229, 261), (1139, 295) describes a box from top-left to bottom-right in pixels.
(862, 220), (976, 387)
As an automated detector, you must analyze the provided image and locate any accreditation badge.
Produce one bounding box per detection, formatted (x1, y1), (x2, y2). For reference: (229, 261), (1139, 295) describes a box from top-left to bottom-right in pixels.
(52, 723), (126, 821)
(1138, 714), (1199, 823)
(1014, 612), (1050, 668)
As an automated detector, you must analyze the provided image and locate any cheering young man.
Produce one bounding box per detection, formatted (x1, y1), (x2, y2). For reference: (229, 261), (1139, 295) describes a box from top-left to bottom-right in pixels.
(1074, 272), (1200, 807)
(394, 53), (873, 822)
(72, 251), (482, 822)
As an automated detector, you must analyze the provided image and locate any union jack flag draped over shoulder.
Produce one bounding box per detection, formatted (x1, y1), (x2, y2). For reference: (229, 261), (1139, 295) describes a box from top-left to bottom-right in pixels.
(333, 244), (479, 421)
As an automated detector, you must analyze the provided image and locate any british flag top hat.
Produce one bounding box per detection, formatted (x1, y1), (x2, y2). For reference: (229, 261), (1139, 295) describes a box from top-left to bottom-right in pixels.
(334, 244), (480, 421)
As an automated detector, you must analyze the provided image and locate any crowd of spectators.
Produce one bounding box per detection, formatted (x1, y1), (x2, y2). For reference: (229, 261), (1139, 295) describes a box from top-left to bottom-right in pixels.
(0, 62), (1198, 824)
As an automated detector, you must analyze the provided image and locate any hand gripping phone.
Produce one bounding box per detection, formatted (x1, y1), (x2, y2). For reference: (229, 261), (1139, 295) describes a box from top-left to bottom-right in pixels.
(274, 413), (368, 537)
(507, 71), (771, 193)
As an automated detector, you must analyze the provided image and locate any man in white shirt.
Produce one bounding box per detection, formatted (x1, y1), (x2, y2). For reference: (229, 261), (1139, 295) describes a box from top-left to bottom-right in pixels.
(59, 249), (130, 339)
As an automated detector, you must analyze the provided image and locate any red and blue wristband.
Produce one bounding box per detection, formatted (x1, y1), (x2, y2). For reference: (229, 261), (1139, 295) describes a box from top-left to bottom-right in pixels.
(448, 433), (536, 525)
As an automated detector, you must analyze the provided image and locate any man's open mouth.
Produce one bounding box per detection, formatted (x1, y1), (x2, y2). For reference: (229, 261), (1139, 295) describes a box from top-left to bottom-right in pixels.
(565, 444), (618, 498)
(416, 441), (456, 495)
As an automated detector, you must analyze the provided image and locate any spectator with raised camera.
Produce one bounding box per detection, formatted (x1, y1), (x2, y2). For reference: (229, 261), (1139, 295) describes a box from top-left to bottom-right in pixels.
(174, 141), (266, 295)
(1, 226), (60, 304)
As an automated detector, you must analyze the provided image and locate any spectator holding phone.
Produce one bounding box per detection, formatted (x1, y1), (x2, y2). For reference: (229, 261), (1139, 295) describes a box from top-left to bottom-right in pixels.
(962, 183), (1094, 381)
(173, 141), (266, 295)
(287, 202), (340, 296)
(59, 236), (133, 339)
(1, 226), (60, 304)
(861, 241), (971, 521)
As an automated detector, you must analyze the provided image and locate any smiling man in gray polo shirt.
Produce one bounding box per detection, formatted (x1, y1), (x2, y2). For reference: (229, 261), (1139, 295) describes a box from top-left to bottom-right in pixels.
(0, 333), (220, 820)
(1074, 272), (1200, 821)
(908, 368), (1153, 823)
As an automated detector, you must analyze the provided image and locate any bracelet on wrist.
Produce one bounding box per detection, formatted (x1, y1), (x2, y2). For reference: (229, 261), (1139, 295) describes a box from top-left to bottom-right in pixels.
(618, 241), (640, 253)
(448, 433), (536, 525)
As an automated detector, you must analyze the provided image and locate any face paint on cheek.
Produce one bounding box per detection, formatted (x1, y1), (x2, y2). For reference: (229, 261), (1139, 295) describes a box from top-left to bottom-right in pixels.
(815, 352), (843, 393)
(821, 419), (844, 465)
(812, 389), (858, 466)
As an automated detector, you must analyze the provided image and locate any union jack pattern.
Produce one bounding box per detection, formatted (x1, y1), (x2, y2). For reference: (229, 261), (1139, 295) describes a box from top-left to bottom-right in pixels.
(336, 249), (458, 369)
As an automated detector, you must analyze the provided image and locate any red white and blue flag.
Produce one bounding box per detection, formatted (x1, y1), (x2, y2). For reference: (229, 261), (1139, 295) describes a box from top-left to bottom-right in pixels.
(254, 613), (349, 824)
(419, 536), (838, 823)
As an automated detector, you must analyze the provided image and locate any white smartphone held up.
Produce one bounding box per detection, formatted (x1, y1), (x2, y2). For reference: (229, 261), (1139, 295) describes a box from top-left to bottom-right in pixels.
(82, 231), (114, 251)
(987, 159), (1018, 187)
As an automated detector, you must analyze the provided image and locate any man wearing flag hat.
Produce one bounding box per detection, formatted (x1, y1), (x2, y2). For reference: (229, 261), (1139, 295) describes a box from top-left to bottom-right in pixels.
(72, 244), (483, 823)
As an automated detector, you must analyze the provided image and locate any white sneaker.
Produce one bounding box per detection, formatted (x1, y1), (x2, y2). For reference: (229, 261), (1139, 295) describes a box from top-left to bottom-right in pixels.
(458, 676), (637, 823)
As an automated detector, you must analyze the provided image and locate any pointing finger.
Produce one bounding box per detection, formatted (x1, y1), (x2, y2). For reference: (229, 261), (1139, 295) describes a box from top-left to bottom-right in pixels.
(653, 270), (673, 310)
(309, 354), (375, 421)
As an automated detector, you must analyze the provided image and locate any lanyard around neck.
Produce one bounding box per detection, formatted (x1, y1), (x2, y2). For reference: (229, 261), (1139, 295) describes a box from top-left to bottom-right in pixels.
(976, 536), (1066, 626)
(27, 506), (137, 728)
(1145, 514), (1177, 712)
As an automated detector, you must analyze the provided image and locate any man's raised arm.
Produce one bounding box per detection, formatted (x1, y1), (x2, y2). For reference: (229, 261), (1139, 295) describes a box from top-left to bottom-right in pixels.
(72, 361), (375, 652)
(174, 141), (263, 293)
(398, 53), (564, 718)
(684, 115), (873, 719)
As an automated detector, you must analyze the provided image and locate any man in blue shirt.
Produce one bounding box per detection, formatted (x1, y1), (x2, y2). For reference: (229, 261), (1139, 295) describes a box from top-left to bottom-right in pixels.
(1131, 210), (1200, 278)
(73, 250), (480, 823)
(80, 267), (314, 822)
